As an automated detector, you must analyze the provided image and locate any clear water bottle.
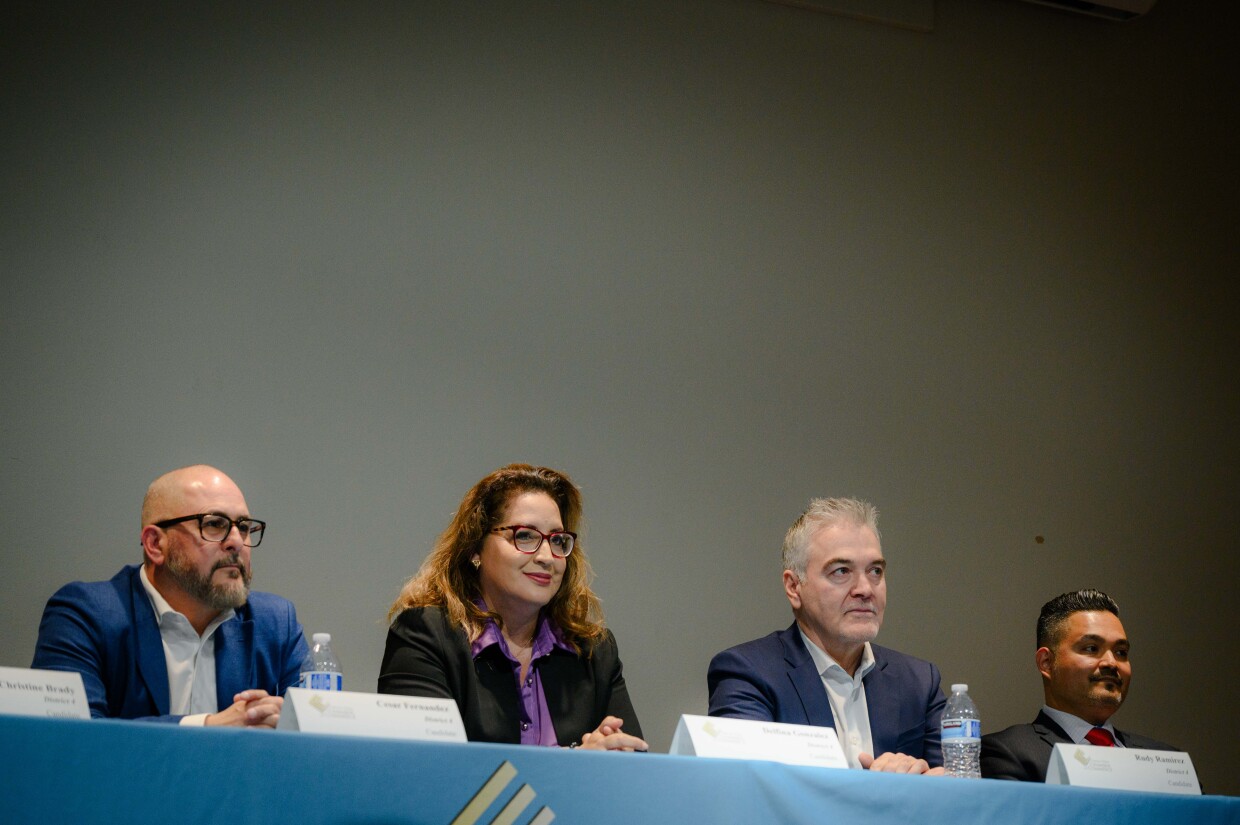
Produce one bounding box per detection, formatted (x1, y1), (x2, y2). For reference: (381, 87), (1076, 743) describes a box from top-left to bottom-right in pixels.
(941, 683), (981, 778)
(299, 632), (343, 691)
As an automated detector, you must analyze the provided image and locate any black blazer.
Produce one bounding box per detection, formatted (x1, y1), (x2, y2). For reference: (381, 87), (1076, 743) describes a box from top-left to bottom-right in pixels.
(379, 606), (642, 746)
(980, 709), (1179, 782)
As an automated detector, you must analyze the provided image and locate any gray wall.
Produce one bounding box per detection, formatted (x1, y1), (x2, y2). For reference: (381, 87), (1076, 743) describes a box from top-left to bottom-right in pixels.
(3, 0), (1236, 795)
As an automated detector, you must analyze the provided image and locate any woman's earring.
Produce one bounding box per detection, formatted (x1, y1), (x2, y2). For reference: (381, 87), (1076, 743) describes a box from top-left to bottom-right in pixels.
(471, 557), (481, 569)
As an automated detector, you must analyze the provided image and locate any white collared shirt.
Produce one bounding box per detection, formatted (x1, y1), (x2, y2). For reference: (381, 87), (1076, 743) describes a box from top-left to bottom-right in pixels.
(1041, 705), (1126, 747)
(139, 565), (234, 725)
(800, 630), (876, 768)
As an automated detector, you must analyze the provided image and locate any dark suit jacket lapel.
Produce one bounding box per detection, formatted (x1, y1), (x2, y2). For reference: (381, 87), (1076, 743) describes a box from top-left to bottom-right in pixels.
(468, 646), (522, 744)
(1113, 728), (1145, 749)
(861, 648), (894, 752)
(539, 649), (590, 744)
(128, 567), (171, 716)
(1033, 709), (1073, 746)
(215, 614), (255, 706)
(780, 624), (836, 728)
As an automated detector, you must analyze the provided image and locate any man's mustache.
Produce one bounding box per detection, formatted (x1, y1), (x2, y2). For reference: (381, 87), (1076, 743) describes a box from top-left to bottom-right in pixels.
(212, 556), (250, 580)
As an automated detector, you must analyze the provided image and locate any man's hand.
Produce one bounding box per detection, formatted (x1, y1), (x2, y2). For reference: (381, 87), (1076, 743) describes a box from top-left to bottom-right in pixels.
(204, 690), (283, 728)
(858, 751), (939, 774)
(576, 715), (648, 752)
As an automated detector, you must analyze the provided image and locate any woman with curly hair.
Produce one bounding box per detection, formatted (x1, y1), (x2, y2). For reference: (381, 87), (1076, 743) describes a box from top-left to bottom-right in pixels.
(379, 463), (645, 750)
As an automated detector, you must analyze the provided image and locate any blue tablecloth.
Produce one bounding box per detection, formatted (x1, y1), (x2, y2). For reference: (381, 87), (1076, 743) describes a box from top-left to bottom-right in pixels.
(1, 715), (1235, 824)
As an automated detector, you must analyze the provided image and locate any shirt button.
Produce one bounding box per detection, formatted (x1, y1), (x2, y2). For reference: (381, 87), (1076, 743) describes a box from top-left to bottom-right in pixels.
(521, 722), (530, 731)
(525, 678), (533, 687)
(849, 734), (860, 745)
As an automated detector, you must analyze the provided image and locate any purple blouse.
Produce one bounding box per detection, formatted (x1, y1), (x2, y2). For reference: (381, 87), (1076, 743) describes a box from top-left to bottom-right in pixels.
(470, 613), (574, 746)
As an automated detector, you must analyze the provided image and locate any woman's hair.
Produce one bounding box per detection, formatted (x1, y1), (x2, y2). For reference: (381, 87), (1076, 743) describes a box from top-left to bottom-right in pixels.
(388, 463), (605, 652)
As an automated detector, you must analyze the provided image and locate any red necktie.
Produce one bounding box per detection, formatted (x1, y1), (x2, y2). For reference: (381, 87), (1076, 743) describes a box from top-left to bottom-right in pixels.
(1085, 727), (1116, 747)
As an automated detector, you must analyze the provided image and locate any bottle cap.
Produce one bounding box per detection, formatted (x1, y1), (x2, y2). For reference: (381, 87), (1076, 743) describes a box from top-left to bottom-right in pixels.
(951, 683), (968, 692)
(313, 632), (332, 644)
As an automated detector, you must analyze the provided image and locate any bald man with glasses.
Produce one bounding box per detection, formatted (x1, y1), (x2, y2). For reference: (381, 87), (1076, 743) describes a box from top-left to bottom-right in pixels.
(32, 465), (308, 726)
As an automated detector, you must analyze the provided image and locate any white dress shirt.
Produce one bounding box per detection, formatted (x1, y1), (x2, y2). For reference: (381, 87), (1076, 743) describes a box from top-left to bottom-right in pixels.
(800, 630), (876, 769)
(1041, 705), (1126, 747)
(139, 565), (234, 725)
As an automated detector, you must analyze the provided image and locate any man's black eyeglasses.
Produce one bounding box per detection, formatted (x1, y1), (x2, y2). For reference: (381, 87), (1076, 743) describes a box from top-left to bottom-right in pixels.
(154, 513), (266, 547)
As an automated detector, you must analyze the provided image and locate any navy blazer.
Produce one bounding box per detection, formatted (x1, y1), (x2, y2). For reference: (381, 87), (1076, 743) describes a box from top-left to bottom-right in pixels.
(32, 564), (308, 722)
(708, 622), (946, 765)
(981, 709), (1180, 782)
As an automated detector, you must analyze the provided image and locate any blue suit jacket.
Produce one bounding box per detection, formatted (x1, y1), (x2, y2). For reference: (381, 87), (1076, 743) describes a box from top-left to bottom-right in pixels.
(32, 564), (308, 723)
(708, 623), (946, 765)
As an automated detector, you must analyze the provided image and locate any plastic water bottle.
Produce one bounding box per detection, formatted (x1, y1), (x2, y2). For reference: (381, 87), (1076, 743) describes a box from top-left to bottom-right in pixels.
(941, 683), (981, 778)
(299, 632), (343, 691)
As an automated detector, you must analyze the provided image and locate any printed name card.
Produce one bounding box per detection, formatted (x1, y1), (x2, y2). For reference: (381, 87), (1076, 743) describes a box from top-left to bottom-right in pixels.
(1046, 743), (1201, 795)
(670, 714), (849, 769)
(0, 666), (90, 719)
(278, 687), (467, 743)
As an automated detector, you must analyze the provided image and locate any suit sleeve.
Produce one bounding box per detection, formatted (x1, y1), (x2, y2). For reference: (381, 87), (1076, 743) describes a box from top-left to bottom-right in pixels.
(31, 584), (181, 723)
(980, 732), (1035, 781)
(378, 609), (459, 700)
(707, 647), (776, 721)
(32, 585), (114, 719)
(921, 661), (946, 766)
(597, 630), (643, 740)
(275, 600), (309, 696)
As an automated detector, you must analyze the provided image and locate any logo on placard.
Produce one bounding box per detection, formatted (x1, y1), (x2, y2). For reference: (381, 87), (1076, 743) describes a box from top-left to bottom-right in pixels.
(1073, 747), (1112, 771)
(306, 693), (355, 719)
(700, 719), (743, 744)
(451, 761), (555, 825)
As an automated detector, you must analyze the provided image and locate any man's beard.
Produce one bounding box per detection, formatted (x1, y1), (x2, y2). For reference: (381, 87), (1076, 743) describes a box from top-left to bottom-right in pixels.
(1088, 675), (1126, 708)
(166, 543), (251, 611)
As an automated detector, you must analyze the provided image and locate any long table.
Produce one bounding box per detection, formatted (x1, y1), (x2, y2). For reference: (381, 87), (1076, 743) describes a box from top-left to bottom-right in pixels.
(1, 715), (1235, 824)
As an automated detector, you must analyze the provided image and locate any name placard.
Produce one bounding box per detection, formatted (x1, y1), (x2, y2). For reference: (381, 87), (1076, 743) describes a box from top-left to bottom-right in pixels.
(670, 714), (849, 769)
(0, 666), (90, 719)
(277, 687), (467, 743)
(1046, 743), (1201, 795)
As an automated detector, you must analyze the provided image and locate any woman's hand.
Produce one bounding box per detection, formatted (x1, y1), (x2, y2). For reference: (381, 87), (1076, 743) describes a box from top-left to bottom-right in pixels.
(576, 715), (648, 752)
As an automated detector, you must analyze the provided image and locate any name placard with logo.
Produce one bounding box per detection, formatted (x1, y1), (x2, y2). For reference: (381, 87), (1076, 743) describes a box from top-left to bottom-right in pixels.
(0, 666), (90, 719)
(1046, 743), (1201, 795)
(278, 687), (467, 743)
(670, 714), (849, 769)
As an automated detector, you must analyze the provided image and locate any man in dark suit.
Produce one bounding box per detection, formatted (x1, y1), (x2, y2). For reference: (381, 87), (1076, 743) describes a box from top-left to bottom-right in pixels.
(33, 465), (307, 726)
(981, 589), (1179, 781)
(708, 498), (946, 774)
